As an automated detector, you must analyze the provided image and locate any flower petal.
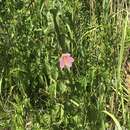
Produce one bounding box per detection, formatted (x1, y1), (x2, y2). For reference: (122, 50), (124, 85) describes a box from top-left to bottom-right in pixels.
(62, 53), (70, 57)
(59, 58), (65, 69)
(68, 57), (74, 63)
(66, 62), (72, 68)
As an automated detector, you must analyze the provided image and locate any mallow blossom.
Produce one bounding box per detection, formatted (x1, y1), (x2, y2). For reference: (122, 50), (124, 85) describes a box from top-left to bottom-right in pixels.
(59, 53), (74, 70)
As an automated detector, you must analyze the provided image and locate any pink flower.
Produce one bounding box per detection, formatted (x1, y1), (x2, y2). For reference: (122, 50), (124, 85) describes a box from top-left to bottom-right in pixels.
(59, 53), (74, 70)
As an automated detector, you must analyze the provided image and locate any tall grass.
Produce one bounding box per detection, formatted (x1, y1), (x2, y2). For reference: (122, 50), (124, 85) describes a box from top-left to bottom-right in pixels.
(0, 0), (129, 129)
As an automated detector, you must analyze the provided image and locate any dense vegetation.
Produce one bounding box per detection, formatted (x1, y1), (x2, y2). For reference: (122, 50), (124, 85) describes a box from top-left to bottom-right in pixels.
(0, 0), (130, 129)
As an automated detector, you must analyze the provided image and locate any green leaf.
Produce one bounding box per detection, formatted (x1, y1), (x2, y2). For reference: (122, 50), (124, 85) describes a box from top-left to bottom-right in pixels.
(48, 82), (57, 98)
(102, 110), (122, 130)
(0, 77), (2, 94)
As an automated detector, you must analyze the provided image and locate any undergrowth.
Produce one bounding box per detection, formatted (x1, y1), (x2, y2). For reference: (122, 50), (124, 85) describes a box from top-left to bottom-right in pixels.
(0, 0), (130, 130)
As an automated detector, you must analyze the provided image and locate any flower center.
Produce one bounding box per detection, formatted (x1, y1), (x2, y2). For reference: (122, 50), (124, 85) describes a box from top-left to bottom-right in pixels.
(63, 56), (68, 65)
